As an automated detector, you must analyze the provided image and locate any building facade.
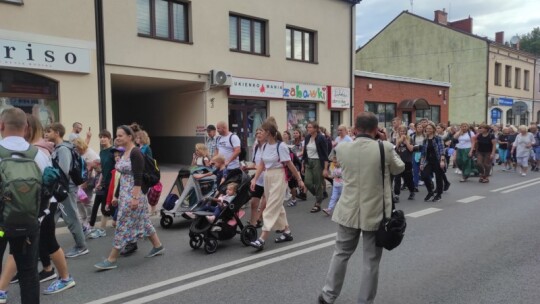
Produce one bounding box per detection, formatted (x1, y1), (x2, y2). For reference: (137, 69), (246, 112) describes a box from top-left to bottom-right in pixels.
(356, 10), (488, 124)
(534, 59), (540, 124)
(355, 71), (450, 128)
(0, 0), (354, 163)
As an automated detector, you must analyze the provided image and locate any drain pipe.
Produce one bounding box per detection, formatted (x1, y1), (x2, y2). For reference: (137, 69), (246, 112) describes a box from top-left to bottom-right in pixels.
(349, 1), (361, 126)
(94, 0), (107, 129)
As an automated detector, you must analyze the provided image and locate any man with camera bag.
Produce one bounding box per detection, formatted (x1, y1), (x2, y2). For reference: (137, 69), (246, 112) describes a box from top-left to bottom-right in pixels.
(319, 112), (404, 304)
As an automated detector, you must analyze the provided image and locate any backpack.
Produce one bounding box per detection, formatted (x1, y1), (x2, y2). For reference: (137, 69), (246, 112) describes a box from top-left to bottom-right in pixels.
(53, 142), (87, 186)
(218, 134), (247, 162)
(142, 152), (160, 193)
(0, 145), (42, 237)
(162, 193), (178, 211)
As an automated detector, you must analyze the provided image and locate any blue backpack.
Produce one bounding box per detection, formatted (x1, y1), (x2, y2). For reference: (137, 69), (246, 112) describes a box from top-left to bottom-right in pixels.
(162, 194), (178, 211)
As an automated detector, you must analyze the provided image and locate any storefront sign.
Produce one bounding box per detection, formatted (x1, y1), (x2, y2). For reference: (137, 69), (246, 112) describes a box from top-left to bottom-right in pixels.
(229, 77), (283, 99)
(498, 97), (513, 106)
(195, 125), (207, 137)
(283, 82), (327, 102)
(0, 38), (91, 73)
(328, 86), (351, 109)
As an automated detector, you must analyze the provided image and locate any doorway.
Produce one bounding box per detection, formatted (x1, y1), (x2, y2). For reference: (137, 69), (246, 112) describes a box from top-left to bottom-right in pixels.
(402, 111), (412, 125)
(228, 99), (267, 161)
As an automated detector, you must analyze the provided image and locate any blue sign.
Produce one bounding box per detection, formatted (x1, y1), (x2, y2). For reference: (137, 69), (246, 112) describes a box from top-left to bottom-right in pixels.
(491, 109), (501, 119)
(498, 97), (513, 106)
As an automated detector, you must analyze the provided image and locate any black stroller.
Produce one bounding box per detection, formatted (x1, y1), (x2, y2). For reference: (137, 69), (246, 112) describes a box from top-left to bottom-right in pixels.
(188, 169), (257, 254)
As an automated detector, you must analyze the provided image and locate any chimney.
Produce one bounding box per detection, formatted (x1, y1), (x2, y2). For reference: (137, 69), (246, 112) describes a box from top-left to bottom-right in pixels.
(434, 9), (448, 25)
(495, 31), (504, 44)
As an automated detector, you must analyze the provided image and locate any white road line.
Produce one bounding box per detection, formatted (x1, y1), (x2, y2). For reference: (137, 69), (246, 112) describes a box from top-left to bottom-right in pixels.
(456, 196), (485, 204)
(490, 177), (540, 192)
(84, 233), (337, 304)
(406, 208), (442, 218)
(124, 240), (336, 304)
(500, 180), (540, 194)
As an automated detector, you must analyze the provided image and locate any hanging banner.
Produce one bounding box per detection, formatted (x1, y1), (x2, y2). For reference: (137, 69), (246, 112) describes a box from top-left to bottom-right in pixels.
(229, 77), (284, 99)
(283, 82), (327, 102)
(328, 86), (351, 109)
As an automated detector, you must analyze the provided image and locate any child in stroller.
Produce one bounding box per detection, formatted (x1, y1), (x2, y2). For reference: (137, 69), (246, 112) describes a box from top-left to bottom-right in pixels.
(185, 182), (238, 223)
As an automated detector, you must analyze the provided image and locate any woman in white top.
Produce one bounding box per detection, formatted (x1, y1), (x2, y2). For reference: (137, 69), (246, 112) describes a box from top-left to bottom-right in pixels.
(249, 121), (306, 251)
(454, 123), (477, 182)
(242, 128), (266, 227)
(511, 125), (536, 176)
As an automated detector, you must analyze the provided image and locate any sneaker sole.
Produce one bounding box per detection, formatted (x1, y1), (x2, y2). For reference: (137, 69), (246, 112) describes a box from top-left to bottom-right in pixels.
(65, 249), (89, 258)
(43, 281), (76, 295)
(94, 264), (117, 270)
(40, 273), (58, 283)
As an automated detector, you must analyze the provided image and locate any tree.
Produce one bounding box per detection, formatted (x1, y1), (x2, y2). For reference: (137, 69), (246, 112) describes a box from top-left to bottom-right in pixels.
(519, 27), (540, 56)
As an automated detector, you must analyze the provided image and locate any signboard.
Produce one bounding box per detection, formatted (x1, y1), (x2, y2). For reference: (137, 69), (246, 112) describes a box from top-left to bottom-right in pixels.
(283, 82), (327, 102)
(328, 86), (351, 109)
(498, 97), (514, 106)
(229, 77), (283, 99)
(512, 101), (528, 116)
(195, 125), (206, 137)
(0, 38), (91, 73)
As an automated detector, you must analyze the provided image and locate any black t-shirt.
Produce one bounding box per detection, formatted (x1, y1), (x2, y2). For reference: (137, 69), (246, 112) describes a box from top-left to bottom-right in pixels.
(476, 133), (495, 153)
(396, 140), (412, 163)
(498, 134), (509, 149)
(426, 138), (438, 163)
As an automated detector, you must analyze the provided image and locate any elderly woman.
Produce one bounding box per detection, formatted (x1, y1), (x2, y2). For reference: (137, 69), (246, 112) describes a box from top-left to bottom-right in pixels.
(94, 125), (164, 270)
(511, 125), (535, 176)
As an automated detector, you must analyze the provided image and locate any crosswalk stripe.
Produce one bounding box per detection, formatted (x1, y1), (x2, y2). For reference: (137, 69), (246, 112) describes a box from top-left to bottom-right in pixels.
(456, 196), (485, 203)
(490, 177), (540, 192)
(406, 208), (442, 218)
(500, 180), (540, 194)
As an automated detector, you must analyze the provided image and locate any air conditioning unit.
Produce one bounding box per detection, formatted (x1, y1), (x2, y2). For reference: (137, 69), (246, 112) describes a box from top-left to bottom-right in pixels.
(490, 97), (499, 105)
(210, 70), (232, 87)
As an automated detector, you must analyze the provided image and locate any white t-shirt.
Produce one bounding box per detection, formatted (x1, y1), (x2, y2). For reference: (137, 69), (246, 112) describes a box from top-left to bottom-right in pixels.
(195, 156), (209, 167)
(335, 135), (352, 146)
(513, 132), (535, 158)
(252, 144), (265, 186)
(261, 142), (291, 169)
(217, 133), (241, 169)
(306, 139), (318, 159)
(457, 133), (473, 149)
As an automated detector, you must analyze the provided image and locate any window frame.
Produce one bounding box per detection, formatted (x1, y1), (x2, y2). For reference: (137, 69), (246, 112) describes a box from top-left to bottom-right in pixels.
(137, 0), (191, 44)
(286, 25), (317, 64)
(229, 13), (268, 56)
(494, 62), (501, 86)
(364, 102), (396, 129)
(505, 65), (512, 88)
(506, 109), (514, 125)
(415, 105), (441, 124)
(514, 67), (521, 89)
(524, 70), (530, 91)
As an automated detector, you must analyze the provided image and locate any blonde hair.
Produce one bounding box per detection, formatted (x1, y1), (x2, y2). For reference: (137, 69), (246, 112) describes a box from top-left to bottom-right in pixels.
(227, 182), (239, 192)
(212, 155), (225, 164)
(518, 125), (528, 132)
(195, 143), (208, 157)
(72, 137), (88, 154)
(139, 130), (151, 145)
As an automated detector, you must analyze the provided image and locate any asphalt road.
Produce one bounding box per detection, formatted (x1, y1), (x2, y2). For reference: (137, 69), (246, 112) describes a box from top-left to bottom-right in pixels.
(5, 167), (540, 304)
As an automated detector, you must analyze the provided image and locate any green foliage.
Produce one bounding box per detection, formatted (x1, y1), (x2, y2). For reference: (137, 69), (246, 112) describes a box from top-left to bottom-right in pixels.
(519, 27), (540, 56)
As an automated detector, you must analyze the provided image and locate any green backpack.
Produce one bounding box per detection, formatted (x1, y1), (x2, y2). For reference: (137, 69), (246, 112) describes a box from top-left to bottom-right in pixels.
(0, 145), (42, 237)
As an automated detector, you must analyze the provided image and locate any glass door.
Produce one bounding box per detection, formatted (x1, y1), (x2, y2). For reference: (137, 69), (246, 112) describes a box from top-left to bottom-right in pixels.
(228, 99), (267, 162)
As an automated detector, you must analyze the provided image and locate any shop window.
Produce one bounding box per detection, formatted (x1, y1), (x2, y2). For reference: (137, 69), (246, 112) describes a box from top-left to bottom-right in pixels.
(0, 69), (59, 126)
(286, 27), (316, 63)
(137, 0), (190, 43)
(506, 109), (514, 125)
(287, 102), (317, 133)
(415, 106), (440, 124)
(364, 102), (395, 129)
(229, 14), (267, 55)
(520, 111), (529, 126)
(330, 111), (341, 138)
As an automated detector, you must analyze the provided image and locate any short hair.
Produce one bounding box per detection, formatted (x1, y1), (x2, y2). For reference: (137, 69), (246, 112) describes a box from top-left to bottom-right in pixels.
(227, 182), (239, 192)
(478, 123), (489, 130)
(99, 129), (112, 139)
(139, 130), (151, 145)
(518, 125), (528, 132)
(212, 154), (225, 164)
(0, 108), (27, 131)
(47, 122), (66, 137)
(25, 113), (43, 143)
(206, 124), (216, 131)
(355, 112), (378, 132)
(72, 122), (82, 128)
(72, 137), (88, 154)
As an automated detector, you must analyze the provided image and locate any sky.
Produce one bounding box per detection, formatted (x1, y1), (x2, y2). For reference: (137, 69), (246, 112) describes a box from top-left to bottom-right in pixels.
(355, 0), (540, 48)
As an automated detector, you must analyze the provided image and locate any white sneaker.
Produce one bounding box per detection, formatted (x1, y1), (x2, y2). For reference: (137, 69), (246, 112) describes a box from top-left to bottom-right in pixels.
(521, 173), (526, 176)
(418, 181), (425, 186)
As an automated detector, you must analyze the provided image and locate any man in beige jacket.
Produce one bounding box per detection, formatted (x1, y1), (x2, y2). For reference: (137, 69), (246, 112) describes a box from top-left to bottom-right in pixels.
(319, 112), (405, 304)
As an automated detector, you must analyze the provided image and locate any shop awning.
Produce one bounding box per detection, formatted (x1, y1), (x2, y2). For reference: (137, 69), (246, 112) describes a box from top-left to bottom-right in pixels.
(398, 98), (430, 110)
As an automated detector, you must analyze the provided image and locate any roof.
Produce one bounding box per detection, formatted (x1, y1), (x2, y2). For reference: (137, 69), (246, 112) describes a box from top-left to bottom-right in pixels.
(355, 70), (451, 87)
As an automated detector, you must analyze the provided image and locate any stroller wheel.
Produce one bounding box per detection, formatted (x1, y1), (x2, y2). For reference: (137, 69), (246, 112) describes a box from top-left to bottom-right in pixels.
(160, 216), (174, 229)
(240, 225), (258, 246)
(204, 238), (219, 254)
(189, 234), (204, 249)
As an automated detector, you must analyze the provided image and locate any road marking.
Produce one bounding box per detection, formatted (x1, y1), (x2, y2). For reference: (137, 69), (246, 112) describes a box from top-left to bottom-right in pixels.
(490, 177), (540, 192)
(84, 233), (337, 304)
(123, 240), (336, 304)
(500, 180), (540, 194)
(456, 196), (485, 204)
(406, 208), (442, 218)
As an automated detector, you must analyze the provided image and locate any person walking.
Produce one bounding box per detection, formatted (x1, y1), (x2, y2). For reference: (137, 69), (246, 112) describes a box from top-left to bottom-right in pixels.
(216, 121), (241, 170)
(206, 124), (218, 159)
(474, 124), (497, 183)
(302, 121), (329, 213)
(319, 112), (404, 304)
(249, 121), (305, 251)
(454, 123), (476, 182)
(420, 122), (446, 202)
(0, 108), (51, 303)
(242, 128), (266, 226)
(94, 125), (164, 270)
(511, 125), (536, 176)
(411, 123), (425, 190)
(45, 123), (89, 258)
(394, 125), (415, 200)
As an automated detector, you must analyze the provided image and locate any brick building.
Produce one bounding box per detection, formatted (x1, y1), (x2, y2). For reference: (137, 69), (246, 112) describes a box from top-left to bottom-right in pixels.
(355, 71), (451, 128)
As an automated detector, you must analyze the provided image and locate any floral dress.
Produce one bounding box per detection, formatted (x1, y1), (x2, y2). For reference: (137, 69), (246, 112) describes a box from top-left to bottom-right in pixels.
(113, 156), (156, 249)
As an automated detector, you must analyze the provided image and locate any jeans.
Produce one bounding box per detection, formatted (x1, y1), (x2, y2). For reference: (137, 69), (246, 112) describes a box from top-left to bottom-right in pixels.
(0, 233), (40, 304)
(55, 189), (86, 249)
(498, 148), (508, 163)
(412, 158), (421, 187)
(327, 185), (343, 211)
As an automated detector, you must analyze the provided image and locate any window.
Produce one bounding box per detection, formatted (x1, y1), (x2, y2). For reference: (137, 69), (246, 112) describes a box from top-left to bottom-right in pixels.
(287, 102), (317, 133)
(524, 70), (530, 91)
(520, 111), (529, 126)
(364, 102), (396, 129)
(506, 109), (514, 125)
(494, 62), (501, 86)
(415, 106), (440, 124)
(137, 0), (189, 42)
(505, 65), (512, 87)
(515, 68), (521, 89)
(229, 14), (266, 55)
(286, 27), (316, 62)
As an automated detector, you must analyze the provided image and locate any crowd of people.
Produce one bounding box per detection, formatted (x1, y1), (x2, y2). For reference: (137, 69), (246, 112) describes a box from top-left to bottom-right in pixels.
(0, 105), (539, 304)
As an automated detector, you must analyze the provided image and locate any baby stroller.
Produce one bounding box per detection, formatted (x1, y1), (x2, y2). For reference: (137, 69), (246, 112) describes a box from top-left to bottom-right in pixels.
(188, 169), (257, 254)
(160, 167), (217, 229)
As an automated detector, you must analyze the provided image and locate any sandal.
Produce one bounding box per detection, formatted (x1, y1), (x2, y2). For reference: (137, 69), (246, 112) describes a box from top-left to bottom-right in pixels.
(322, 208), (332, 216)
(310, 205), (321, 213)
(275, 232), (293, 243)
(287, 200), (297, 207)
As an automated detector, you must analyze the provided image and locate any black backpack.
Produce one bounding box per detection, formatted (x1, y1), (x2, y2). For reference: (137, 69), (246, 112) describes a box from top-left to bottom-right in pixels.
(53, 142), (87, 186)
(142, 152), (160, 194)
